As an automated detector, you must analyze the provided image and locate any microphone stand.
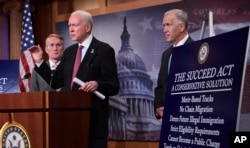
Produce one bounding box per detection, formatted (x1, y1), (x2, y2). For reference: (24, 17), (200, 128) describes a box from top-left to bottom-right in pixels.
(49, 70), (55, 91)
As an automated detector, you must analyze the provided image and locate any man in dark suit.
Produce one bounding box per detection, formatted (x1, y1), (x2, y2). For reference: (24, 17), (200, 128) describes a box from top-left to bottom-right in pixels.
(31, 10), (119, 148)
(154, 9), (193, 119)
(29, 34), (64, 91)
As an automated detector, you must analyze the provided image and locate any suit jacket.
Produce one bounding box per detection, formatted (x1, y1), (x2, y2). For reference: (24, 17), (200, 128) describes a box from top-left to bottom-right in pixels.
(37, 37), (119, 139)
(154, 37), (193, 118)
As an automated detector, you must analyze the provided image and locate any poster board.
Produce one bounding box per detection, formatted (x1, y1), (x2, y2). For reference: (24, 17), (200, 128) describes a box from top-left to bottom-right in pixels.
(159, 27), (250, 148)
(0, 60), (19, 94)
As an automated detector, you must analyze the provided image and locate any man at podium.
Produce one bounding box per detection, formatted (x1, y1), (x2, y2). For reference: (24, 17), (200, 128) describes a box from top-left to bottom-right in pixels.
(29, 10), (119, 148)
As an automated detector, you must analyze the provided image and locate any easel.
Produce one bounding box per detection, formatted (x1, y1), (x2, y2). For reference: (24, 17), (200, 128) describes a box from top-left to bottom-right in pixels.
(200, 10), (216, 39)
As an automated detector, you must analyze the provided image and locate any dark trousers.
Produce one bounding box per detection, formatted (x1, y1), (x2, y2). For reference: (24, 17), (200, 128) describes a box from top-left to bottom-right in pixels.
(89, 138), (107, 148)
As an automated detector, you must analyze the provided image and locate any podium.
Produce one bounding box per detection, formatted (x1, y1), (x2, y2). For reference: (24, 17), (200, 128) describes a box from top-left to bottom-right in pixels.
(0, 91), (91, 148)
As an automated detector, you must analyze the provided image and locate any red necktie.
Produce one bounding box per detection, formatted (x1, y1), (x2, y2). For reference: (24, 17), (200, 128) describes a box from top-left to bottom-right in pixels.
(71, 45), (83, 87)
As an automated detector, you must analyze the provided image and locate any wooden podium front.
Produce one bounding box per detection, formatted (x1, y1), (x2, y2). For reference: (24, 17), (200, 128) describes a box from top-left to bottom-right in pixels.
(0, 91), (91, 148)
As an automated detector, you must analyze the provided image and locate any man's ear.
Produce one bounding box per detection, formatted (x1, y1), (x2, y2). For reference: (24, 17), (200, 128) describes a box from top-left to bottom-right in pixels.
(179, 22), (185, 33)
(45, 47), (49, 54)
(85, 23), (92, 33)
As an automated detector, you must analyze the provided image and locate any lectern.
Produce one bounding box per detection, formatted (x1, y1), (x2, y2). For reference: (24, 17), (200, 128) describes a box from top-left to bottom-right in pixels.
(0, 91), (91, 148)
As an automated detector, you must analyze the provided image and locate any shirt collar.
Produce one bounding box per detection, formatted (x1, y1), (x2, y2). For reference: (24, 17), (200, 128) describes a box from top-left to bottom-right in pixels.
(79, 34), (93, 49)
(49, 59), (60, 70)
(173, 34), (189, 47)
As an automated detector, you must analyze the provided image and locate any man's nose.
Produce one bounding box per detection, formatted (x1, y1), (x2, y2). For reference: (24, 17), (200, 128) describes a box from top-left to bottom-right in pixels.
(69, 27), (74, 32)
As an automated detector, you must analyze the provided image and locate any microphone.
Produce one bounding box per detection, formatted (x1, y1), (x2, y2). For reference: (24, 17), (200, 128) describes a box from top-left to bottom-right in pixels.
(23, 73), (31, 80)
(1, 72), (31, 93)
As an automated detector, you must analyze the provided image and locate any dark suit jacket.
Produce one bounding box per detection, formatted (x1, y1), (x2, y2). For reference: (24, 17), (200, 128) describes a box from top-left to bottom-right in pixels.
(154, 37), (193, 118)
(35, 37), (119, 140)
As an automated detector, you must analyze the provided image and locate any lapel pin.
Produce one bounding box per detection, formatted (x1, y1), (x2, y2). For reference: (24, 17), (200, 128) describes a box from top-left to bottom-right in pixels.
(91, 49), (95, 54)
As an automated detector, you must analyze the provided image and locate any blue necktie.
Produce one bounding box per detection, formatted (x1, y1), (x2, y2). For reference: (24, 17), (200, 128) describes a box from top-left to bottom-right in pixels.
(168, 54), (172, 74)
